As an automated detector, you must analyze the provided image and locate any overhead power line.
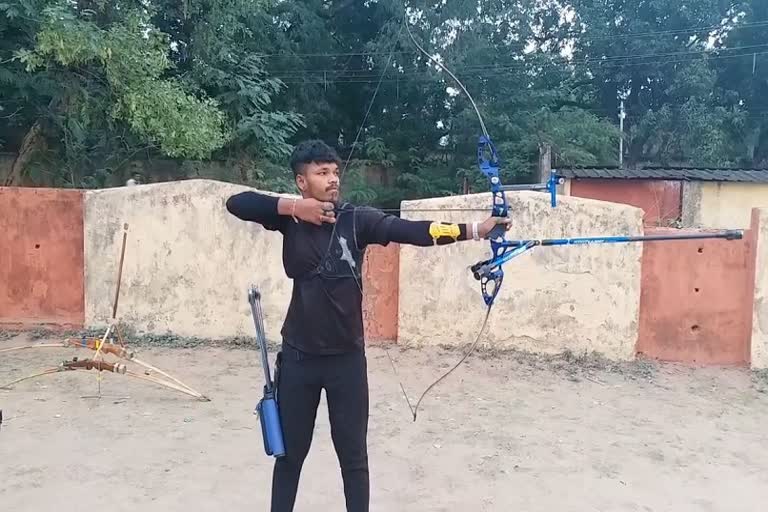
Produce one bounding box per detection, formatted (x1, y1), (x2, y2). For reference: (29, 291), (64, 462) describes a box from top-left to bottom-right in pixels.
(270, 43), (768, 78)
(273, 48), (768, 85)
(253, 20), (768, 59)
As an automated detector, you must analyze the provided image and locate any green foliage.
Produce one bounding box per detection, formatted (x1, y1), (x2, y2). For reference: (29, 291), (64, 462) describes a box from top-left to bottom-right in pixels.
(18, 3), (230, 160)
(1, 0), (766, 202)
(537, 108), (621, 166)
(117, 80), (229, 159)
(563, 0), (753, 166)
(0, 0), (298, 187)
(155, 0), (304, 163)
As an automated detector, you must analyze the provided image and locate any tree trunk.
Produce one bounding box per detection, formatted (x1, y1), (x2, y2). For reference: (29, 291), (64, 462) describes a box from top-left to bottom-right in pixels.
(751, 123), (768, 167)
(3, 121), (43, 187)
(538, 143), (552, 183)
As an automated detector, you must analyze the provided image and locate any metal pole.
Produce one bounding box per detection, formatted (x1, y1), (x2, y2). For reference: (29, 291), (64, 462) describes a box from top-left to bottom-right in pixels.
(619, 99), (625, 167)
(248, 287), (273, 388)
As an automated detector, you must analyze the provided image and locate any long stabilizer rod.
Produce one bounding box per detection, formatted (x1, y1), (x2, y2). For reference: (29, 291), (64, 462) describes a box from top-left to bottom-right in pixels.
(510, 229), (743, 248)
(485, 229), (743, 271)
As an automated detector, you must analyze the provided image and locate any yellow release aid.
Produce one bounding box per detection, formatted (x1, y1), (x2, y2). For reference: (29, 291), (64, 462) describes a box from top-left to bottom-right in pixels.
(429, 222), (461, 244)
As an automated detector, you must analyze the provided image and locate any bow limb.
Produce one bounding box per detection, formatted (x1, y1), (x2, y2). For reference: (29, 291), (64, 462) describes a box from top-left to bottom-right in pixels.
(403, 18), (490, 139)
(125, 370), (210, 401)
(0, 368), (68, 389)
(410, 306), (493, 421)
(0, 343), (68, 354)
(129, 357), (208, 400)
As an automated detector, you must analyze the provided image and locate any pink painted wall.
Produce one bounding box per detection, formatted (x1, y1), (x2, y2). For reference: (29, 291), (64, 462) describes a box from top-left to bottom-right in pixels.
(570, 179), (682, 226)
(636, 226), (755, 365)
(362, 243), (399, 344)
(0, 187), (85, 329)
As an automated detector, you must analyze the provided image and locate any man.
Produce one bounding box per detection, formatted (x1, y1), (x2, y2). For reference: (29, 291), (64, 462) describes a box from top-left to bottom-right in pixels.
(225, 139), (508, 512)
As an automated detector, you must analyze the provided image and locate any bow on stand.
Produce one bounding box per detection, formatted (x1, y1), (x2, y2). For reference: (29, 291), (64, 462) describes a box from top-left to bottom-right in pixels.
(338, 7), (744, 422)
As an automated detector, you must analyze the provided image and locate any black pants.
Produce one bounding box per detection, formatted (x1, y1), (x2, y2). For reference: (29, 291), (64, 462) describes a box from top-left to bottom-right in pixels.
(271, 343), (369, 512)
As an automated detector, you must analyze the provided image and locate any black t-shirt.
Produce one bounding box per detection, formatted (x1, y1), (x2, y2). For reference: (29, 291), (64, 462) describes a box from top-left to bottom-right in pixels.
(226, 191), (467, 355)
(273, 204), (396, 354)
(227, 193), (394, 354)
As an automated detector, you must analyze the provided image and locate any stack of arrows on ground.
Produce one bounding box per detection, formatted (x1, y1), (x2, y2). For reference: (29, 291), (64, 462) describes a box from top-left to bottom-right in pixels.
(0, 325), (209, 401)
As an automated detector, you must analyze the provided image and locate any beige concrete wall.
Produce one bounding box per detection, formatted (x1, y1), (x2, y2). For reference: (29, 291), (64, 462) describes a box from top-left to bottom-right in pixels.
(751, 208), (768, 369)
(83, 179), (645, 360)
(398, 191), (644, 360)
(84, 179), (295, 340)
(683, 181), (768, 229)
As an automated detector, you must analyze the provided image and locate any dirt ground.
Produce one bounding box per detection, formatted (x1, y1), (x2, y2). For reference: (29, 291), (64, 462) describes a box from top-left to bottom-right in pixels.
(1, 332), (768, 512)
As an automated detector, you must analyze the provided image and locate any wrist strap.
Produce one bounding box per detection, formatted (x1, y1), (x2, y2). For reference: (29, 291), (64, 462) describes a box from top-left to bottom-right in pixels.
(291, 198), (299, 223)
(471, 222), (480, 241)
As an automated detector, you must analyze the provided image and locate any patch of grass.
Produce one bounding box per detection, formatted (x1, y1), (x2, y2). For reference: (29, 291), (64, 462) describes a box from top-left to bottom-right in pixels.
(752, 369), (768, 393)
(0, 329), (20, 341)
(404, 341), (659, 383)
(0, 324), (281, 352)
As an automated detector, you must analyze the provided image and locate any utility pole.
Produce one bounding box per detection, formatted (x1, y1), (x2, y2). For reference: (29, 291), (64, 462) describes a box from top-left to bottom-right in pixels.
(619, 99), (626, 168)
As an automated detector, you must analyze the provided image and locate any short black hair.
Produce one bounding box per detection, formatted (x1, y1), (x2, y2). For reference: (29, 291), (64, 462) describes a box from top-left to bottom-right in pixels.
(289, 139), (342, 177)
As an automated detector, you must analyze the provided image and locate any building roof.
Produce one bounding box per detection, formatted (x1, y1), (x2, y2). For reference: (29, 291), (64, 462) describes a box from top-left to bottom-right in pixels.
(556, 166), (768, 183)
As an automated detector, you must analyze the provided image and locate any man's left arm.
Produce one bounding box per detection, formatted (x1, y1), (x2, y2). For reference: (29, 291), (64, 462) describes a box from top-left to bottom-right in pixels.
(355, 207), (509, 247)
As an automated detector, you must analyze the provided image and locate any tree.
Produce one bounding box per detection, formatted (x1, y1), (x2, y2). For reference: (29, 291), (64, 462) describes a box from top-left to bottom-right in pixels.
(304, 0), (622, 203)
(564, 0), (753, 167)
(711, 1), (768, 166)
(4, 0), (763, 198)
(0, 0), (301, 188)
(149, 0), (304, 185)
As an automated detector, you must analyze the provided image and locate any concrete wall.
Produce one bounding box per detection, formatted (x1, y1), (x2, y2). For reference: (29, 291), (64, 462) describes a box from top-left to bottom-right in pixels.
(569, 178), (682, 226)
(636, 227), (754, 365)
(82, 179), (400, 342)
(683, 181), (768, 229)
(751, 209), (768, 369)
(7, 179), (768, 367)
(0, 187), (85, 328)
(84, 180), (294, 339)
(398, 191), (644, 360)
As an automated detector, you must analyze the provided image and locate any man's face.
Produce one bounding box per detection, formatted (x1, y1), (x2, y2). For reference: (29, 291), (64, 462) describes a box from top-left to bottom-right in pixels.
(296, 161), (340, 203)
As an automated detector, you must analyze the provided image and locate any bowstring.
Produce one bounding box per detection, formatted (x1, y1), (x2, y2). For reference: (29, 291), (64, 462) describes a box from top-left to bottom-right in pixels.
(337, 14), (408, 185)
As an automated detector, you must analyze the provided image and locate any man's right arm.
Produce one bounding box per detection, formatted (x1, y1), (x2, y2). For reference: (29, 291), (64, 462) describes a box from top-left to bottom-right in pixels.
(226, 191), (286, 228)
(226, 191), (338, 226)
